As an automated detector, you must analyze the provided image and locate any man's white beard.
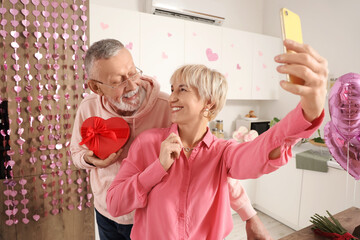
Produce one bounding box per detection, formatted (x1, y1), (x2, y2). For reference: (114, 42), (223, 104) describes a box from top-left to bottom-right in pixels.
(107, 86), (146, 113)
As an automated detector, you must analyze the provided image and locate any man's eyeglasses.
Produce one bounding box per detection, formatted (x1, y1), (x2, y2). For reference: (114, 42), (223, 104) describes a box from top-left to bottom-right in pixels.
(90, 67), (143, 89)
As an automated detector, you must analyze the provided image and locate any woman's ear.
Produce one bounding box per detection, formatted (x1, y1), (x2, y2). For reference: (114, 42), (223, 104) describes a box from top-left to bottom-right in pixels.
(88, 80), (103, 96)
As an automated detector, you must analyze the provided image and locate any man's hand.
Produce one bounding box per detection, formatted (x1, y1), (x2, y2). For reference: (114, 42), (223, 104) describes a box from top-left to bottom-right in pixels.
(84, 149), (123, 168)
(246, 215), (273, 240)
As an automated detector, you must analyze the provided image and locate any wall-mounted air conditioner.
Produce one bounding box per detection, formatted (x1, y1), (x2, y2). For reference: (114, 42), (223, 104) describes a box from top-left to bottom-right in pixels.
(146, 0), (225, 25)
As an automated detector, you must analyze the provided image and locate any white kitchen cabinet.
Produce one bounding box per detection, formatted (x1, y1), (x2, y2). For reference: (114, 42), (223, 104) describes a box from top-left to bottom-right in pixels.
(140, 13), (185, 94)
(298, 167), (358, 228)
(221, 28), (254, 100)
(254, 144), (360, 230)
(90, 5), (141, 65)
(254, 158), (303, 230)
(184, 21), (222, 72)
(251, 34), (282, 100)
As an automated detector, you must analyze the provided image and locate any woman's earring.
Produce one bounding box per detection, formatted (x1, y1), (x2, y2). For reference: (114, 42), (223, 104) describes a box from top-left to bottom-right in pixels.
(203, 108), (210, 118)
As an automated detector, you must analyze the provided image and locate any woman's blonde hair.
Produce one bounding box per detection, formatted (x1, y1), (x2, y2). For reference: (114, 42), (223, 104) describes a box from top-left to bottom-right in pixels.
(170, 64), (228, 121)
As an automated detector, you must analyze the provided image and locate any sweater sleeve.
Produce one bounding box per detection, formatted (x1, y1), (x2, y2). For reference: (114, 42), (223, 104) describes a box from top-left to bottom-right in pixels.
(70, 101), (96, 170)
(106, 136), (167, 217)
(227, 177), (257, 221)
(225, 103), (325, 179)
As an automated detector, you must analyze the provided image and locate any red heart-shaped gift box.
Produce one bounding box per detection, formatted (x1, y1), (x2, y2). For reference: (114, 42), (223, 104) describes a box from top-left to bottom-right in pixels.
(79, 117), (130, 159)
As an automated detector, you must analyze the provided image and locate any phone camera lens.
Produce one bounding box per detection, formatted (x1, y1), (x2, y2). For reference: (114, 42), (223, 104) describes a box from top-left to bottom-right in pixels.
(285, 11), (288, 16)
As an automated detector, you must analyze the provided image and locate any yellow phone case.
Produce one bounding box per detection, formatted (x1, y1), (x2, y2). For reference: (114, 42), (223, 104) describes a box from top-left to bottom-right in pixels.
(280, 8), (304, 85)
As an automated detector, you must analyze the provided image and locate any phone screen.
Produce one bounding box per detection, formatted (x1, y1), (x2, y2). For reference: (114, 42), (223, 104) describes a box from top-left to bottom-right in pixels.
(280, 8), (304, 85)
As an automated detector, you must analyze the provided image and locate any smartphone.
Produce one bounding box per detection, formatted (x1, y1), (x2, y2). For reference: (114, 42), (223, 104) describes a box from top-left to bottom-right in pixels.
(280, 8), (304, 85)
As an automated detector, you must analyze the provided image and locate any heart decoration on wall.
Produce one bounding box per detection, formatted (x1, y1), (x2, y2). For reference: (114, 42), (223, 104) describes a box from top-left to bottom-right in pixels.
(324, 72), (360, 180)
(79, 117), (130, 159)
(206, 48), (218, 61)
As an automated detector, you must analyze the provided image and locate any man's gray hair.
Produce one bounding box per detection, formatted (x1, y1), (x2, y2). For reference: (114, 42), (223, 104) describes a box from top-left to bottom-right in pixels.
(84, 39), (124, 78)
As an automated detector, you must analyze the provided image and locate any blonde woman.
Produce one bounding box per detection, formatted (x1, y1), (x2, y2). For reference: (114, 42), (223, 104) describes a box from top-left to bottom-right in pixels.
(107, 40), (327, 239)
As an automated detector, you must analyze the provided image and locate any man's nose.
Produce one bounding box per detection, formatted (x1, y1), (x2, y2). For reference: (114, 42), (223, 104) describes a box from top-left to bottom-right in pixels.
(125, 77), (137, 90)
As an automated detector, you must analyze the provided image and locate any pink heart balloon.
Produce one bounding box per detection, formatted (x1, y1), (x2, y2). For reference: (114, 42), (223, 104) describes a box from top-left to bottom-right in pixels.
(325, 72), (360, 180)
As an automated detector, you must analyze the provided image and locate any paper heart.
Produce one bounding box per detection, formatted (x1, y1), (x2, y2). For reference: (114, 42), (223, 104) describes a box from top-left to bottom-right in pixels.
(80, 5), (87, 11)
(0, 7), (7, 15)
(22, 218), (29, 224)
(0, 29), (7, 38)
(33, 214), (40, 221)
(61, 12), (68, 19)
(71, 14), (78, 21)
(206, 48), (218, 62)
(80, 15), (87, 22)
(80, 117), (130, 159)
(21, 9), (29, 16)
(236, 64), (241, 70)
(125, 42), (133, 50)
(5, 219), (14, 226)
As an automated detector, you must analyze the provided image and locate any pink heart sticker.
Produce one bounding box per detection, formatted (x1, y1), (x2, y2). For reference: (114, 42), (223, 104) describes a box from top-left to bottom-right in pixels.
(262, 63), (267, 69)
(21, 0), (29, 4)
(21, 198), (29, 205)
(258, 51), (263, 56)
(206, 48), (218, 62)
(256, 86), (261, 91)
(162, 52), (168, 59)
(100, 22), (109, 30)
(167, 32), (172, 37)
(236, 64), (241, 70)
(125, 42), (133, 50)
(71, 4), (78, 11)
(81, 25), (87, 31)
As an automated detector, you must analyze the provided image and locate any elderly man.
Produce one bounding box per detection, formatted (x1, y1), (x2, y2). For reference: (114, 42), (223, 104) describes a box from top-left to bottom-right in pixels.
(70, 39), (271, 240)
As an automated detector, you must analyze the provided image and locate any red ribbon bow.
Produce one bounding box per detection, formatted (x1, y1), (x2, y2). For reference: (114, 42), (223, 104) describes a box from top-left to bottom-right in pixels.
(79, 117), (117, 154)
(313, 228), (358, 240)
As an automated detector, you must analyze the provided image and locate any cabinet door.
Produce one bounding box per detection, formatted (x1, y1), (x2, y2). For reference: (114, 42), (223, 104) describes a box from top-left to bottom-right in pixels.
(255, 159), (303, 230)
(251, 34), (282, 100)
(184, 21), (222, 72)
(298, 168), (357, 228)
(140, 13), (185, 94)
(90, 5), (140, 65)
(222, 28), (253, 100)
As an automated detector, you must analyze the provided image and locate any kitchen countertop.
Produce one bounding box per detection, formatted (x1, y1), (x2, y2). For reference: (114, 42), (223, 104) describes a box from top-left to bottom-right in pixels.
(292, 142), (342, 170)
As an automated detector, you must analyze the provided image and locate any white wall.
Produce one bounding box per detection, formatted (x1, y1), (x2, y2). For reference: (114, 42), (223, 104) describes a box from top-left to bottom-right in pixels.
(259, 0), (360, 138)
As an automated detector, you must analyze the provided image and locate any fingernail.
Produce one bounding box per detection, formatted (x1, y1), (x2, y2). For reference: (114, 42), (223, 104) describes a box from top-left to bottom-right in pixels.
(274, 55), (281, 61)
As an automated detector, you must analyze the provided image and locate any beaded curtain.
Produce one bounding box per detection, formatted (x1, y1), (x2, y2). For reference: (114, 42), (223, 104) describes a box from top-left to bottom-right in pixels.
(0, 0), (91, 230)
